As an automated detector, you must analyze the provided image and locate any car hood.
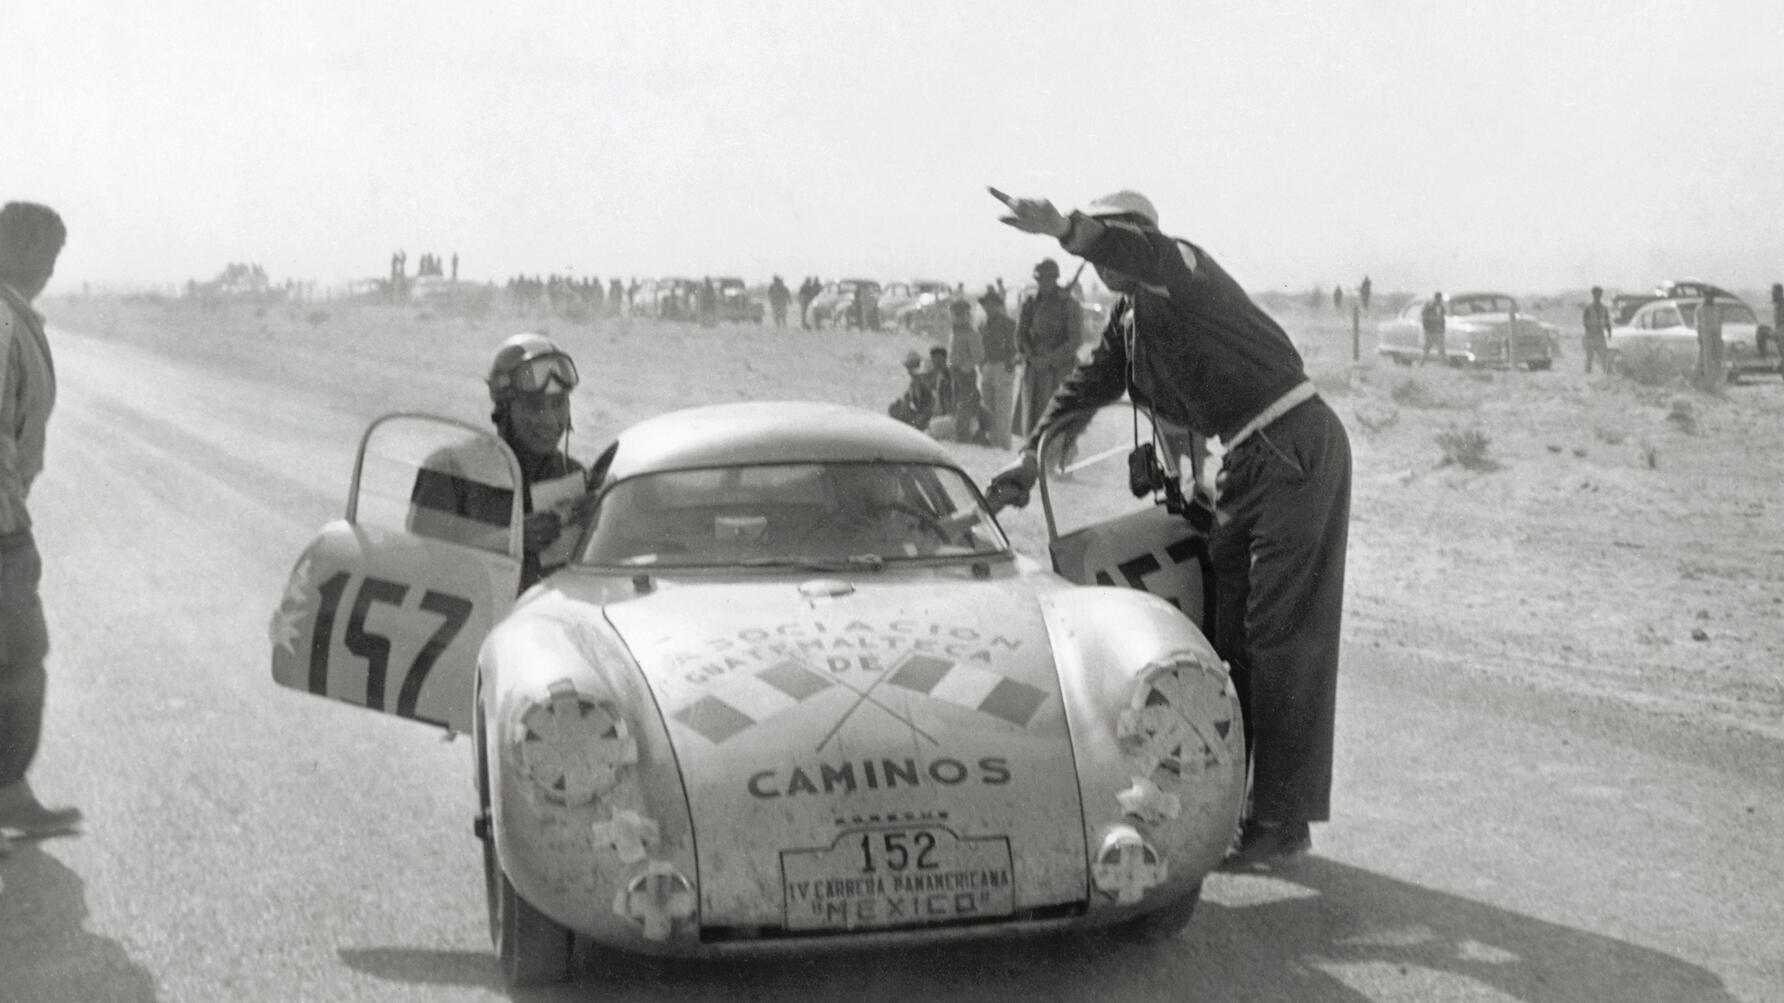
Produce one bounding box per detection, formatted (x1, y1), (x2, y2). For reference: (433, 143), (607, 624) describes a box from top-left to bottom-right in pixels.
(601, 574), (1089, 931)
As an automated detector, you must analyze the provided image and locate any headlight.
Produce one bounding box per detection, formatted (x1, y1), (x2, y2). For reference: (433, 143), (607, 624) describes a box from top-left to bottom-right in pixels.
(613, 861), (698, 942)
(515, 679), (637, 806)
(1091, 825), (1168, 904)
(1113, 653), (1239, 824)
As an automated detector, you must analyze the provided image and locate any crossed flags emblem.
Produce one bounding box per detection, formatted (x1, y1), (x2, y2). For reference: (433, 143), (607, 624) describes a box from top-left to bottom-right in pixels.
(671, 652), (1050, 747)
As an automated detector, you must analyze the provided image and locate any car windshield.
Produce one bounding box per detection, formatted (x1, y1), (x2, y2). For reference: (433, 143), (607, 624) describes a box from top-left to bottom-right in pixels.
(577, 461), (1008, 569)
(1679, 302), (1757, 326)
(1449, 295), (1515, 315)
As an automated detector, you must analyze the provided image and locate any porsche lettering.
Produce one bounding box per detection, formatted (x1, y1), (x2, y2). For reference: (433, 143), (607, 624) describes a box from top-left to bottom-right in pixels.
(747, 756), (1011, 799)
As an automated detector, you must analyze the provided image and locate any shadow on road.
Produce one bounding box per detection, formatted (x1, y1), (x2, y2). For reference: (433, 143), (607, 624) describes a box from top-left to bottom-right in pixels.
(339, 945), (505, 991)
(0, 837), (163, 1002)
(342, 857), (1734, 1002)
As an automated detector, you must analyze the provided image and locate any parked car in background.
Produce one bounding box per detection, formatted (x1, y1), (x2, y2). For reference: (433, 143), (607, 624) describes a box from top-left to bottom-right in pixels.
(809, 279), (883, 330)
(1607, 297), (1779, 382)
(1376, 292), (1558, 369)
(644, 278), (703, 323)
(714, 277), (764, 324)
(890, 281), (961, 338)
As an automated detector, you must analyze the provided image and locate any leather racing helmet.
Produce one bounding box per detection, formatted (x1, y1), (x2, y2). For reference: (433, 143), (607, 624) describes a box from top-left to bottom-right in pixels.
(487, 332), (578, 402)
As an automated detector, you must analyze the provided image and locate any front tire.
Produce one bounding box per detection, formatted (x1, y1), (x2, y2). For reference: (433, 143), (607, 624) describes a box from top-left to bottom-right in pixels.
(1122, 882), (1203, 941)
(494, 868), (574, 987)
(478, 701), (574, 988)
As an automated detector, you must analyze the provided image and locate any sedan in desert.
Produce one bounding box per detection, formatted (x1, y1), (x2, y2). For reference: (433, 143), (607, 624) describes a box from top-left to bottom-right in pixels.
(1607, 297), (1780, 382)
(1377, 292), (1558, 369)
(809, 279), (883, 330)
(268, 401), (1242, 987)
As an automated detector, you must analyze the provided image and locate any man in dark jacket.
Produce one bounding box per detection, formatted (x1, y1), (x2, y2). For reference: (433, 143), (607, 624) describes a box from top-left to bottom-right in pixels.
(767, 276), (791, 328)
(987, 187), (1351, 871)
(1014, 258), (1083, 435)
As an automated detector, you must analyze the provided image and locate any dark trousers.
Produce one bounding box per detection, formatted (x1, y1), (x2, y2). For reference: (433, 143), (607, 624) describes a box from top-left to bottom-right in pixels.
(1209, 398), (1350, 824)
(0, 537), (49, 786)
(1584, 336), (1610, 373)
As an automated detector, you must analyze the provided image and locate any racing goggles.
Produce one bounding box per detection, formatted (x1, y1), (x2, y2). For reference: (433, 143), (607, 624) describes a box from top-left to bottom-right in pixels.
(496, 352), (579, 396)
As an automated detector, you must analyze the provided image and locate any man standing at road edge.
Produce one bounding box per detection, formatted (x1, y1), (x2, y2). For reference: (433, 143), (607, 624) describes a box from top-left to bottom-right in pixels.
(1582, 286), (1613, 374)
(0, 202), (83, 846)
(1420, 292), (1446, 366)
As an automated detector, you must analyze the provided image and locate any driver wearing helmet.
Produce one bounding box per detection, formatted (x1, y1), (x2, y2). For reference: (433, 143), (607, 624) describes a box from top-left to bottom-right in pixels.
(410, 333), (596, 590)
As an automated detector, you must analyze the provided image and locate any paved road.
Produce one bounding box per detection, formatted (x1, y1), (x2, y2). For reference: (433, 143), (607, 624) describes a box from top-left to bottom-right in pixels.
(1, 326), (1778, 1001)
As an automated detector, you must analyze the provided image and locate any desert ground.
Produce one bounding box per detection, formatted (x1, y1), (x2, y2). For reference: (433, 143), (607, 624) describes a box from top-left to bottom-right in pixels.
(2, 289), (1779, 1001)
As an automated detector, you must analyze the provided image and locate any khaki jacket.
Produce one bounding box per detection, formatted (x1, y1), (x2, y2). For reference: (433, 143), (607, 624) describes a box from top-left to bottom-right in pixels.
(1, 283), (55, 546)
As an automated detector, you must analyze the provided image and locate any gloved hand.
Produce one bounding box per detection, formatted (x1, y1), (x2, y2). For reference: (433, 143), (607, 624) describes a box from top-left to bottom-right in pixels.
(522, 510), (563, 554)
(985, 451), (1040, 513)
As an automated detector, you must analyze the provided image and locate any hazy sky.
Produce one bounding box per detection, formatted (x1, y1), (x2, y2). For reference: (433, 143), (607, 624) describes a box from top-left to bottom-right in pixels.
(8, 0), (1783, 295)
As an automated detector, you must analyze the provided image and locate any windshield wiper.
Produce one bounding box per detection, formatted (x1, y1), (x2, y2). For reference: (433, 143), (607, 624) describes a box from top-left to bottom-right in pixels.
(739, 554), (886, 573)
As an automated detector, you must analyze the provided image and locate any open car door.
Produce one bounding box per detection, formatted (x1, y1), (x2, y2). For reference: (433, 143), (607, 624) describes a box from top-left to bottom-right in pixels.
(1036, 403), (1216, 633)
(269, 413), (525, 733)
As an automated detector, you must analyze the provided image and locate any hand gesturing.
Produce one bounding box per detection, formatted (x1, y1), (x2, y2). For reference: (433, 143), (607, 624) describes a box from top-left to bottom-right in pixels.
(989, 187), (1070, 239)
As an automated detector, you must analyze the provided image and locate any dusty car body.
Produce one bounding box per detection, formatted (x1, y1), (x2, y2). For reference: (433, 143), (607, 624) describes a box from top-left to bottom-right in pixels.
(1608, 297), (1779, 381)
(268, 401), (1243, 988)
(1377, 292), (1558, 369)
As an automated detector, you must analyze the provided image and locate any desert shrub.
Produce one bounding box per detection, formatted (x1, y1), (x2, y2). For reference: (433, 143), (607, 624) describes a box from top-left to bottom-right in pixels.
(1352, 401), (1398, 433)
(1666, 398), (1698, 435)
(1391, 378), (1437, 408)
(1640, 439), (1659, 469)
(1307, 357), (1355, 396)
(1435, 426), (1496, 470)
(1593, 426), (1626, 445)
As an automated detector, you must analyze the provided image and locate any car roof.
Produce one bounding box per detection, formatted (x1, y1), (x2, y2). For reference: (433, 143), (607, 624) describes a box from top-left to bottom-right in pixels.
(605, 401), (958, 480)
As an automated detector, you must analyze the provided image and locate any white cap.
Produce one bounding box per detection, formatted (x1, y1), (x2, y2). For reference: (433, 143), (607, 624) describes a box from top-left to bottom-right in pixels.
(1085, 190), (1159, 227)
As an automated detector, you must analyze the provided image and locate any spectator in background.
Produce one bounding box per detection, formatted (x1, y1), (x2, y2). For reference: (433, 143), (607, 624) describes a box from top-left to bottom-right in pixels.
(1419, 292), (1447, 366)
(978, 285), (1019, 449)
(767, 276), (791, 328)
(927, 345), (954, 421)
(1766, 283), (1783, 360)
(698, 277), (719, 327)
(947, 298), (986, 444)
(1694, 289), (1725, 391)
(0, 201), (82, 845)
(888, 350), (935, 430)
(1332, 285), (1342, 310)
(1015, 257), (1083, 434)
(1581, 286), (1613, 374)
(1359, 275), (1372, 312)
(798, 276), (819, 330)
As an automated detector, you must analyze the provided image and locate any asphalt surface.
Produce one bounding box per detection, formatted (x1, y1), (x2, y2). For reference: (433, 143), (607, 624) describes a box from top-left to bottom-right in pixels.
(1, 326), (1778, 1002)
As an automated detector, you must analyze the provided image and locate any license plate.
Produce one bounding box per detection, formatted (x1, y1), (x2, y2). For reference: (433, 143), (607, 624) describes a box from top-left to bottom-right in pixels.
(781, 828), (1015, 932)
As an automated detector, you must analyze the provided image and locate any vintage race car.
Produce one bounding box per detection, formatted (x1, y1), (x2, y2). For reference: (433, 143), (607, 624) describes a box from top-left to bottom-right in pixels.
(268, 401), (1241, 987)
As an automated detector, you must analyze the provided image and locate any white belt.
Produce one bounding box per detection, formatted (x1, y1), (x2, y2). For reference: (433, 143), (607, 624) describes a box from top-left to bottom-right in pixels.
(1222, 381), (1317, 452)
